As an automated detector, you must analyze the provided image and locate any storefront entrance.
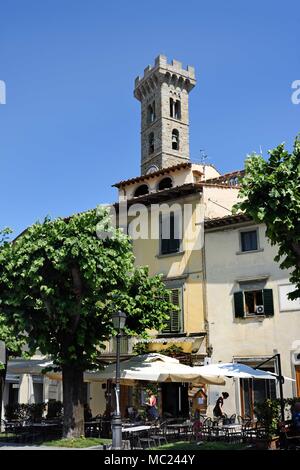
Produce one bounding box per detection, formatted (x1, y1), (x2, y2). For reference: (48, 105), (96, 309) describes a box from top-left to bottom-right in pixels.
(161, 383), (189, 418)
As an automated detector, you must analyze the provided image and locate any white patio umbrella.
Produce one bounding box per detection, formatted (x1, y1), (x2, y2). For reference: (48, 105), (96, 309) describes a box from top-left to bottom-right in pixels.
(192, 362), (295, 381)
(46, 353), (226, 385)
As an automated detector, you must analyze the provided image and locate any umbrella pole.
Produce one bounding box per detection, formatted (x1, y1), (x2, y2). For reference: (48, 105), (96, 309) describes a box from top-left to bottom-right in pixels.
(276, 354), (285, 423)
(255, 353), (285, 422)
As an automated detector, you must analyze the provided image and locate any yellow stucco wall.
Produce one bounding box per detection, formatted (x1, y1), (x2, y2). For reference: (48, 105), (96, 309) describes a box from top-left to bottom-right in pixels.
(89, 381), (106, 417)
(130, 193), (205, 336)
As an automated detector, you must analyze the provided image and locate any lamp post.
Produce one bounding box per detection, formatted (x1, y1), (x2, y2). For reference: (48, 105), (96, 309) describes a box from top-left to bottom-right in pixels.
(111, 310), (127, 450)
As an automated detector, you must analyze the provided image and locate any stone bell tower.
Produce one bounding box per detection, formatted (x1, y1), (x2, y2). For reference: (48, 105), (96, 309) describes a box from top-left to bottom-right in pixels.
(134, 55), (196, 175)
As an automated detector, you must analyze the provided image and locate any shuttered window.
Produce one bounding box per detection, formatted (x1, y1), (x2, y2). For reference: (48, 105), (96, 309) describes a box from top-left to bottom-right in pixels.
(263, 289), (274, 316)
(234, 289), (274, 318)
(160, 212), (181, 255)
(111, 336), (129, 354)
(163, 288), (183, 333)
(234, 292), (244, 318)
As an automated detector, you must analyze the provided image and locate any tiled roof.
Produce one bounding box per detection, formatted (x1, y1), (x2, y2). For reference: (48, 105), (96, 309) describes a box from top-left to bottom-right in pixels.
(206, 170), (245, 186)
(204, 213), (252, 229)
(112, 162), (193, 188)
(114, 182), (203, 208)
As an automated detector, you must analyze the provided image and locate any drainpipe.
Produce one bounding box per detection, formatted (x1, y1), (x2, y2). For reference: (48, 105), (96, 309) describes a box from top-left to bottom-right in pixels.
(202, 208), (210, 360)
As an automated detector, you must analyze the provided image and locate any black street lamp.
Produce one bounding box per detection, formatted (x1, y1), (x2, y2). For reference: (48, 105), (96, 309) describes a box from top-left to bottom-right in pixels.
(111, 310), (127, 450)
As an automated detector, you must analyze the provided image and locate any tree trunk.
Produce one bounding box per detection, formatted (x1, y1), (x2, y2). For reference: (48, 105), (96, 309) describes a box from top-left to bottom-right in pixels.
(62, 365), (84, 438)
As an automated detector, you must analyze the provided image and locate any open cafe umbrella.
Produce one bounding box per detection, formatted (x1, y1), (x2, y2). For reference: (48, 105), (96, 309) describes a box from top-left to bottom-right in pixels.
(192, 362), (295, 381)
(45, 354), (226, 385)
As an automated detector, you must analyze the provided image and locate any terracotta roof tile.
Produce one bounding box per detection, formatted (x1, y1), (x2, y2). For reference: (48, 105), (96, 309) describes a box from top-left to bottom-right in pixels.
(112, 162), (193, 188)
(204, 213), (252, 229)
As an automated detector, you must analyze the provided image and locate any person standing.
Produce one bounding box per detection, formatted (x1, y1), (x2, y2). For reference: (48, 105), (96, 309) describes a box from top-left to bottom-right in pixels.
(146, 389), (159, 420)
(213, 392), (229, 418)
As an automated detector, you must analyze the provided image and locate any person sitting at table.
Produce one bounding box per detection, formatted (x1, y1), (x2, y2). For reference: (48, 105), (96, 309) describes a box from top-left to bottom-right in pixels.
(84, 403), (93, 422)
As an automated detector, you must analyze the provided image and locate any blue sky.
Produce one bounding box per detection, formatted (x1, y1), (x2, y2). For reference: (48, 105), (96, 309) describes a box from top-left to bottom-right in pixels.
(0, 0), (299, 235)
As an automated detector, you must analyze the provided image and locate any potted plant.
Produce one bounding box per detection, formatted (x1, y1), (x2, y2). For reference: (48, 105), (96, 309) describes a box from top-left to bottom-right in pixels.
(254, 399), (281, 449)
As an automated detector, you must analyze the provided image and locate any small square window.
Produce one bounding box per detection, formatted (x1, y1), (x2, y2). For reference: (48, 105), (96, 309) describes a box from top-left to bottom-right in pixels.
(240, 230), (258, 252)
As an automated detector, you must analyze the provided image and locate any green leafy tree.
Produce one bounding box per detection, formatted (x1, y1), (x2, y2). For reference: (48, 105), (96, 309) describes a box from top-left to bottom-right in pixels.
(0, 228), (25, 421)
(235, 135), (300, 299)
(0, 209), (173, 437)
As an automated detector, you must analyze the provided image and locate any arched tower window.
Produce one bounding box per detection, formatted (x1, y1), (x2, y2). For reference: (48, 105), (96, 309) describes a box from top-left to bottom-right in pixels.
(148, 132), (154, 154)
(172, 129), (179, 150)
(174, 100), (181, 120)
(134, 184), (149, 197)
(170, 98), (181, 120)
(170, 98), (174, 117)
(158, 177), (173, 191)
(147, 101), (156, 123)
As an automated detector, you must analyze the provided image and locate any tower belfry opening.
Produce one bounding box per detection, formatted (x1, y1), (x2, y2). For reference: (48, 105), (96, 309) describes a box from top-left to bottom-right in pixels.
(134, 55), (196, 175)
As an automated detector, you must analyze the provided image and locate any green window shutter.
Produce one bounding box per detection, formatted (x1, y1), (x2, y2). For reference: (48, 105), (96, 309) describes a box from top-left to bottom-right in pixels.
(163, 291), (171, 332)
(234, 292), (244, 318)
(163, 288), (182, 333)
(170, 288), (181, 332)
(263, 289), (274, 316)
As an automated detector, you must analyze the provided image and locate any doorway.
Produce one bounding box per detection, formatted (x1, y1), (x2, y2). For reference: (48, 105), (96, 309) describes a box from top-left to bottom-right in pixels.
(296, 366), (300, 396)
(161, 383), (189, 418)
(240, 377), (276, 418)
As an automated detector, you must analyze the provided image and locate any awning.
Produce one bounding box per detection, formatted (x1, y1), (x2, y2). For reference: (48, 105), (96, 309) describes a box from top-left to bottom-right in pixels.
(7, 358), (52, 375)
(138, 336), (203, 344)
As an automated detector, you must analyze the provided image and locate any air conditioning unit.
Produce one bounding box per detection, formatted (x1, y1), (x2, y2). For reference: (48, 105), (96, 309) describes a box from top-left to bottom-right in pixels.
(256, 305), (264, 314)
(292, 351), (300, 365)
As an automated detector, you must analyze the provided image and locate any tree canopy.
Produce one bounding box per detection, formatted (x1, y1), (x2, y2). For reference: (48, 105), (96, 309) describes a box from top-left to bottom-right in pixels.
(235, 135), (300, 299)
(0, 208), (173, 370)
(0, 209), (174, 437)
(0, 228), (25, 363)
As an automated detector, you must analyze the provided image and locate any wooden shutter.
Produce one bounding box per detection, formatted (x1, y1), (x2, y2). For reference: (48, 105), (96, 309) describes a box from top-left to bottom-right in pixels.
(160, 212), (180, 255)
(160, 213), (170, 255)
(163, 291), (171, 332)
(169, 213), (180, 253)
(263, 289), (274, 316)
(296, 366), (300, 397)
(170, 288), (181, 332)
(163, 288), (182, 333)
(234, 292), (244, 318)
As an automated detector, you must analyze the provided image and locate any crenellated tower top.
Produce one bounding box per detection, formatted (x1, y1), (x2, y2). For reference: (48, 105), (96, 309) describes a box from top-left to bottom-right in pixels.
(134, 55), (197, 175)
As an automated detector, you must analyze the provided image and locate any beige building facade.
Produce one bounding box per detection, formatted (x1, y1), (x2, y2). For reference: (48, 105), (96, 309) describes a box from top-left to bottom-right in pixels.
(205, 214), (300, 418)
